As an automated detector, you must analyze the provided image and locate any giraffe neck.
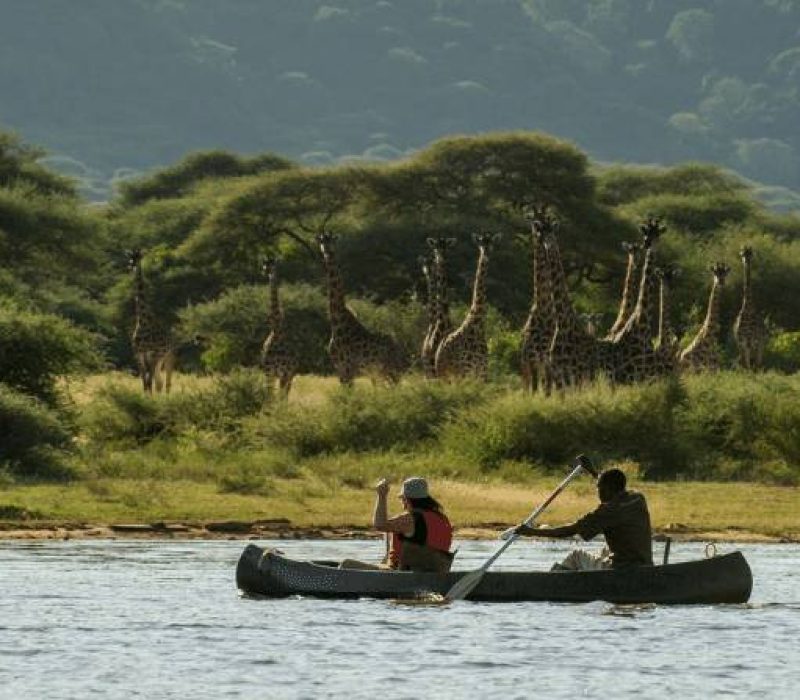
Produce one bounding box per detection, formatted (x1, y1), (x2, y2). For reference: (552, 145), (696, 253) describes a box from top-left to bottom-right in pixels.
(547, 237), (577, 326)
(321, 249), (349, 325)
(629, 246), (657, 329)
(268, 269), (282, 327)
(530, 233), (549, 307)
(658, 277), (672, 346)
(422, 264), (436, 325)
(432, 249), (450, 325)
(467, 246), (489, 320)
(609, 249), (640, 335)
(740, 258), (753, 314)
(133, 262), (150, 327)
(700, 279), (723, 336)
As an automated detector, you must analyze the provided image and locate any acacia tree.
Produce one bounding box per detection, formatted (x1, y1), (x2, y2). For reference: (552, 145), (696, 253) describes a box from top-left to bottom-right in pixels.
(116, 149), (295, 206)
(179, 165), (371, 278)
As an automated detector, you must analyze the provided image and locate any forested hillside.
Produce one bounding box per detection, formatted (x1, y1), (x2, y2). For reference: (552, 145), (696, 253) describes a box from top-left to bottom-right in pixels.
(2, 0), (800, 204)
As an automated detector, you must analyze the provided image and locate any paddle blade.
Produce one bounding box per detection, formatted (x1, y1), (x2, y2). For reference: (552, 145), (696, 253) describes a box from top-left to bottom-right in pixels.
(445, 568), (486, 602)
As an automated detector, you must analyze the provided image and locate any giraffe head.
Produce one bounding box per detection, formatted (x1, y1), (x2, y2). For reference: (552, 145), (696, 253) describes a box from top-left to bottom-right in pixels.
(127, 248), (143, 272)
(526, 205), (558, 233)
(316, 231), (337, 260)
(261, 255), (277, 278)
(523, 204), (553, 224)
(621, 241), (641, 256)
(711, 262), (731, 283)
(639, 216), (665, 249)
(739, 246), (754, 263)
(426, 236), (457, 257)
(531, 209), (560, 247)
(472, 232), (502, 252)
(655, 264), (680, 287)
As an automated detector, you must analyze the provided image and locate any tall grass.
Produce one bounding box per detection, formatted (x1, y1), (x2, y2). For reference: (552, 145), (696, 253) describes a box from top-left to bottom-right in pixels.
(441, 372), (800, 484)
(79, 368), (269, 445)
(439, 378), (688, 477)
(244, 379), (499, 457)
(69, 370), (800, 486)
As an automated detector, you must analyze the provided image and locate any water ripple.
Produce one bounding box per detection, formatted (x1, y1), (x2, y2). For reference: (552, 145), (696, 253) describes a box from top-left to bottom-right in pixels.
(0, 540), (798, 699)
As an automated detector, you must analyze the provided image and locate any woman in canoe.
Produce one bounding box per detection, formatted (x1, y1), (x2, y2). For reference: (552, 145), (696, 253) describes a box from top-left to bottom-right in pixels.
(339, 477), (455, 573)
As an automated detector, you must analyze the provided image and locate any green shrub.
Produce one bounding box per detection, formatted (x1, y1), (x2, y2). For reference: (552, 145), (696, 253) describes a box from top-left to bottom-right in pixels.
(246, 379), (497, 457)
(440, 378), (688, 477)
(0, 305), (104, 404)
(0, 383), (74, 479)
(80, 385), (167, 444)
(218, 467), (277, 496)
(765, 331), (800, 372)
(678, 372), (800, 482)
(80, 369), (269, 445)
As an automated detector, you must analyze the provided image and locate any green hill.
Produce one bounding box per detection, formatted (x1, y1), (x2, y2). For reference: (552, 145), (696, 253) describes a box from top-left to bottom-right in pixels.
(2, 0), (800, 200)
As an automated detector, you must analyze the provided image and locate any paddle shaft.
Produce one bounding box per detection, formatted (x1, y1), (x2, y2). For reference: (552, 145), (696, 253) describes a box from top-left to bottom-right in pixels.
(476, 464), (587, 574)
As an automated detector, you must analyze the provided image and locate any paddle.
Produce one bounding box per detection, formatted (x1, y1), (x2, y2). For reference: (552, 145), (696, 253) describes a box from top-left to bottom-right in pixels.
(445, 454), (598, 602)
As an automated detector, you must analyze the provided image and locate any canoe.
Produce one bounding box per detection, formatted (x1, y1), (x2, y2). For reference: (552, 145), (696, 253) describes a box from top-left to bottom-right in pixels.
(235, 544), (753, 604)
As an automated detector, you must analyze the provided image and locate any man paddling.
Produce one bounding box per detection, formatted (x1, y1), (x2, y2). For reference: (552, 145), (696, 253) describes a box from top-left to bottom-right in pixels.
(511, 468), (654, 569)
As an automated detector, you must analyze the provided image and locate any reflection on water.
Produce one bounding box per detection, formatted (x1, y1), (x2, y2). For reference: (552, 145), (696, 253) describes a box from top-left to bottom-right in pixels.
(0, 539), (797, 699)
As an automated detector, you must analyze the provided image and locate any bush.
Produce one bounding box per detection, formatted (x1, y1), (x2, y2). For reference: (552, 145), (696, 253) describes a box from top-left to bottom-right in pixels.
(80, 369), (269, 445)
(677, 372), (800, 483)
(0, 383), (74, 479)
(0, 305), (104, 404)
(246, 379), (497, 457)
(765, 331), (800, 373)
(440, 372), (800, 483)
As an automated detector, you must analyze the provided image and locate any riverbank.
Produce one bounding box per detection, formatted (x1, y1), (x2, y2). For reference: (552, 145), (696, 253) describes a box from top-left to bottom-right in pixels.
(0, 522), (796, 543)
(2, 477), (798, 542)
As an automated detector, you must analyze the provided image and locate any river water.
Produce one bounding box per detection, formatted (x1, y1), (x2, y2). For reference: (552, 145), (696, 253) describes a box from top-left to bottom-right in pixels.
(0, 539), (797, 699)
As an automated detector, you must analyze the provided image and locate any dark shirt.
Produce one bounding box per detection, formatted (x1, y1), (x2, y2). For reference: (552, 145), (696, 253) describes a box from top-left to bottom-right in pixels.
(575, 490), (653, 567)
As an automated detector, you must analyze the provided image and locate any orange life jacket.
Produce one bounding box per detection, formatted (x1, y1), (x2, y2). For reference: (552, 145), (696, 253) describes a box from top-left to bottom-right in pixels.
(389, 509), (453, 569)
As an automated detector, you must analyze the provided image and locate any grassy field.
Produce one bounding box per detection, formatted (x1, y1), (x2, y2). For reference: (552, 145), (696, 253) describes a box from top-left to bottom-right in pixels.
(2, 371), (799, 539)
(3, 475), (799, 539)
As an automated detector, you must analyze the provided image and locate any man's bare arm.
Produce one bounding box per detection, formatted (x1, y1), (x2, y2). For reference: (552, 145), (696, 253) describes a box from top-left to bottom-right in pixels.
(515, 523), (580, 538)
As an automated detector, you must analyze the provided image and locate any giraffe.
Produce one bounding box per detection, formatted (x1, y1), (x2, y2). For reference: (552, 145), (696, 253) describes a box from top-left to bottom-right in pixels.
(520, 211), (557, 395)
(127, 249), (175, 394)
(610, 217), (673, 384)
(678, 262), (731, 372)
(422, 236), (456, 379)
(317, 232), (406, 386)
(260, 256), (299, 399)
(605, 241), (642, 341)
(733, 246), (767, 370)
(435, 232), (500, 380)
(541, 215), (599, 390)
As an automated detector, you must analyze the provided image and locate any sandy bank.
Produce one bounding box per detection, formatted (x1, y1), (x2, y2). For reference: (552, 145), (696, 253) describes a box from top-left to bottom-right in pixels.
(0, 520), (796, 543)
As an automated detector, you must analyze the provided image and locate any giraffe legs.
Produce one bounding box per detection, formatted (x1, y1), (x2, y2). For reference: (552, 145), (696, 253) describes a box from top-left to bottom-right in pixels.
(160, 352), (176, 394)
(136, 352), (156, 394)
(278, 372), (294, 400)
(335, 362), (357, 387)
(521, 359), (535, 393)
(151, 352), (174, 394)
